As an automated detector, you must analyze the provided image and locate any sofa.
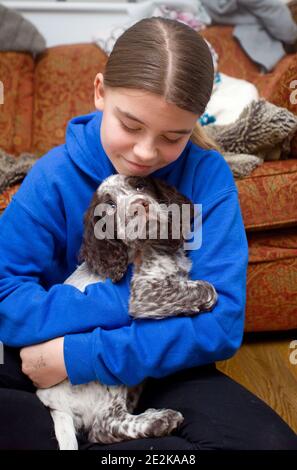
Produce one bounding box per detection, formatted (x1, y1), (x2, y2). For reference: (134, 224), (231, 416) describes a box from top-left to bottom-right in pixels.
(0, 26), (296, 332)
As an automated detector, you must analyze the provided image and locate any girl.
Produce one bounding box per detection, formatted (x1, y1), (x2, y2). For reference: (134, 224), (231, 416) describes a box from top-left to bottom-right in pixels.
(0, 17), (296, 450)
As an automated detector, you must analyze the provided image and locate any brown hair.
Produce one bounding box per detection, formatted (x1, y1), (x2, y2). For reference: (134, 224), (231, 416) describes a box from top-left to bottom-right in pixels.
(103, 17), (219, 151)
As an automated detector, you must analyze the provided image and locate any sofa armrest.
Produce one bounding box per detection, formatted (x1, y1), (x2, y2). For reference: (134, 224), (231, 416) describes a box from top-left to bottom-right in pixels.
(255, 53), (297, 110)
(254, 54), (297, 157)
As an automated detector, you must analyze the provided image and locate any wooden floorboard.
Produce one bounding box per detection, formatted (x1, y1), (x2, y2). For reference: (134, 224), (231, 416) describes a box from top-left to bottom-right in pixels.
(216, 331), (297, 433)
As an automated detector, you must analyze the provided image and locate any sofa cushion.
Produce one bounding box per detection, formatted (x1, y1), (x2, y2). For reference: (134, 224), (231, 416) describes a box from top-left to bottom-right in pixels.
(201, 26), (260, 82)
(0, 52), (34, 154)
(246, 228), (297, 331)
(32, 43), (108, 155)
(236, 159), (297, 231)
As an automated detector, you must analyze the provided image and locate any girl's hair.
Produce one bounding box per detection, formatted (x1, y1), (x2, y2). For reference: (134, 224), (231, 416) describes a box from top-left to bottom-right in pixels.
(103, 17), (219, 151)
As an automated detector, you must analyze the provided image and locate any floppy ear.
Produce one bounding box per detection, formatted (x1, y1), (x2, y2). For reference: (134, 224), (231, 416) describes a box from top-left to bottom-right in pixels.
(152, 178), (195, 217)
(150, 178), (195, 250)
(79, 193), (128, 283)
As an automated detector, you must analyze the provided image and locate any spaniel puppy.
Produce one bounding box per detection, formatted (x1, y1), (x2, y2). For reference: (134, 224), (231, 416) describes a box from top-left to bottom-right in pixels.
(37, 175), (218, 450)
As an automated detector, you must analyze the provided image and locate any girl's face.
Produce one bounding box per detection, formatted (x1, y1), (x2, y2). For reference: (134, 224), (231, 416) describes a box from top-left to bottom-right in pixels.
(94, 73), (199, 176)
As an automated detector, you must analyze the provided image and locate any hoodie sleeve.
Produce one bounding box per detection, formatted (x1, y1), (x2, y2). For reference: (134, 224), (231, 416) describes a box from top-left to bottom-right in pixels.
(64, 182), (249, 386)
(0, 197), (132, 347)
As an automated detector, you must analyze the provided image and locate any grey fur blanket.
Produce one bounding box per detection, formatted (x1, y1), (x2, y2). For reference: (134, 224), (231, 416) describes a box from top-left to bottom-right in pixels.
(205, 99), (297, 178)
(0, 5), (46, 56)
(0, 150), (38, 194)
(0, 100), (296, 193)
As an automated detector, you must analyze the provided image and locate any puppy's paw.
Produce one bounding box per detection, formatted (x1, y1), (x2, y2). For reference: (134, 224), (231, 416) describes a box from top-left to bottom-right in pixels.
(196, 281), (218, 312)
(140, 408), (184, 437)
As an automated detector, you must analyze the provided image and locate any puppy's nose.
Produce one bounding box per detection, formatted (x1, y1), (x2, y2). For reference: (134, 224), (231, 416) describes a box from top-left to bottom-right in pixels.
(131, 199), (149, 214)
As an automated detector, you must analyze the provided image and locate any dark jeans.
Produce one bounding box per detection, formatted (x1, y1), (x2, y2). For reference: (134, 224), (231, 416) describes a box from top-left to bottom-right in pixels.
(0, 346), (297, 450)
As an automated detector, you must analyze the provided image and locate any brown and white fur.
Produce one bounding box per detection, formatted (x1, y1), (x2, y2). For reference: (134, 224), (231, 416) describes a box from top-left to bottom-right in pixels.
(37, 174), (217, 450)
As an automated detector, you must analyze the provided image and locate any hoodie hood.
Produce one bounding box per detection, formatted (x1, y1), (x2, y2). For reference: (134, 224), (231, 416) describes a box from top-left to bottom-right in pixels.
(65, 111), (115, 184)
(65, 111), (191, 183)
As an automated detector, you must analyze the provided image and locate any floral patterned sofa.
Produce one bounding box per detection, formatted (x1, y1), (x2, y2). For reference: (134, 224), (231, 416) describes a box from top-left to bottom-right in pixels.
(0, 26), (296, 332)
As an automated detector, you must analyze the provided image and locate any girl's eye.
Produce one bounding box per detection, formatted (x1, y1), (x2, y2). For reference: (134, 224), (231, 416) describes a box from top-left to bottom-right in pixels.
(121, 122), (140, 132)
(164, 136), (181, 144)
(121, 121), (180, 144)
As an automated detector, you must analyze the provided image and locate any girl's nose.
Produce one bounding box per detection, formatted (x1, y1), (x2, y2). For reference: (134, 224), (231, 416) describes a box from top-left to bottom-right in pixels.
(133, 140), (158, 163)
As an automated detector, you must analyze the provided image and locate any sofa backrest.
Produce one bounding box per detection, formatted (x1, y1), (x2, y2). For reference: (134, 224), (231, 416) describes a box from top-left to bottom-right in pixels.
(1, 26), (296, 157)
(0, 52), (34, 154)
(32, 43), (107, 155)
(0, 43), (107, 156)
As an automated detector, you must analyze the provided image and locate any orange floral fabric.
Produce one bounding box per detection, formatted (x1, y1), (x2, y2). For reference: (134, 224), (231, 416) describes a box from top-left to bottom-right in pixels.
(0, 184), (19, 212)
(246, 259), (297, 331)
(246, 228), (297, 331)
(32, 44), (108, 155)
(236, 160), (297, 231)
(0, 52), (34, 154)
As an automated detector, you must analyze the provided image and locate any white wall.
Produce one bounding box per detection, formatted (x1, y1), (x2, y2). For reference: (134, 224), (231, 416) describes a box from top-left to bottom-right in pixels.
(2, 1), (199, 47)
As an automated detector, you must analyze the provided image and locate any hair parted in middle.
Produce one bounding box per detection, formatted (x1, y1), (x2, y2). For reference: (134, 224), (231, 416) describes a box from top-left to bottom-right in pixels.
(103, 16), (219, 151)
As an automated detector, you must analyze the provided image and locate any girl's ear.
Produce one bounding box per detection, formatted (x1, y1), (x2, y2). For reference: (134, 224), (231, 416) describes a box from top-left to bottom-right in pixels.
(79, 193), (129, 283)
(94, 73), (105, 111)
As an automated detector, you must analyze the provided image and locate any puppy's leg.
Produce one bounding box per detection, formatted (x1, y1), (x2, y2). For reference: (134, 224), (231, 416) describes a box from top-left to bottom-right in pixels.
(126, 383), (144, 413)
(50, 410), (78, 450)
(89, 406), (184, 444)
(130, 277), (217, 319)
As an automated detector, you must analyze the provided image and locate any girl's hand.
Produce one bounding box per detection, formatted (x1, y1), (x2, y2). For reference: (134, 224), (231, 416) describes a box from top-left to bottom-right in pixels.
(20, 337), (67, 389)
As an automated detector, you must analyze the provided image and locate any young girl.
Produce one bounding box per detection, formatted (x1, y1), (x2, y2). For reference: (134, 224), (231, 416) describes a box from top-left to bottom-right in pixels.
(0, 17), (296, 450)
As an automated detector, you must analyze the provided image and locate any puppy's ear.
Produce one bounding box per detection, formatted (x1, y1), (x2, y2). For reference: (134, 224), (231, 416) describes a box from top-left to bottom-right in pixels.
(79, 193), (128, 283)
(151, 178), (195, 250)
(152, 178), (195, 220)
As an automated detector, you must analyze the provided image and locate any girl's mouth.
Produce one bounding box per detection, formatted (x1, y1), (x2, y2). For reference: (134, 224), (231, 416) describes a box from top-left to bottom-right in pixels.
(123, 157), (152, 171)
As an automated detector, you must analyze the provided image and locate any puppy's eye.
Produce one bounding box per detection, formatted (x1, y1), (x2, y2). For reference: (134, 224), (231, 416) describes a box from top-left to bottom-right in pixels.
(105, 200), (117, 209)
(136, 183), (146, 192)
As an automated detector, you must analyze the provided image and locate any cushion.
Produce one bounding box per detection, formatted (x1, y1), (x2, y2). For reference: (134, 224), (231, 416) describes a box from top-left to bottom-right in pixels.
(32, 44), (108, 155)
(237, 160), (297, 231)
(0, 52), (34, 154)
(246, 228), (297, 331)
(0, 4), (46, 57)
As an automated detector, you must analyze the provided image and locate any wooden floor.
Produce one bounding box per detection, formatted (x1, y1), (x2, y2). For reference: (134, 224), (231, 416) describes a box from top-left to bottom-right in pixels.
(216, 330), (297, 434)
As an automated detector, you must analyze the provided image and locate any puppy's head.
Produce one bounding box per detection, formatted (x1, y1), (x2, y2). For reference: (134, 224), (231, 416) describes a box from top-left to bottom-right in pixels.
(79, 175), (195, 282)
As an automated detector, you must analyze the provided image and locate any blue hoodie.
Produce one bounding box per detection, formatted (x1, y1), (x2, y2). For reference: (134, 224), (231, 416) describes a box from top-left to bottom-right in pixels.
(0, 111), (248, 386)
